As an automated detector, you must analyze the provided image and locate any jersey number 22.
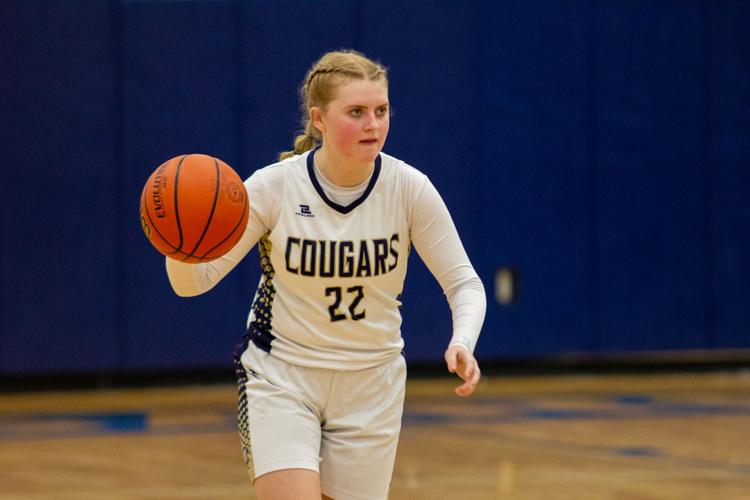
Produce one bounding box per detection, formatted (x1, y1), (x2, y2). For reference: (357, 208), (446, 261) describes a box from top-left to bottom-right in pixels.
(325, 286), (365, 322)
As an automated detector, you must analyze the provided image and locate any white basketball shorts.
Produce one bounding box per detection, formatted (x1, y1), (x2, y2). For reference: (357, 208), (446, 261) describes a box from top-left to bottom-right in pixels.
(236, 342), (407, 500)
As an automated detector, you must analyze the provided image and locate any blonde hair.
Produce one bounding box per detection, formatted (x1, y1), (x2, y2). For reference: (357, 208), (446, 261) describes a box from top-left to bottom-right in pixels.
(279, 50), (388, 161)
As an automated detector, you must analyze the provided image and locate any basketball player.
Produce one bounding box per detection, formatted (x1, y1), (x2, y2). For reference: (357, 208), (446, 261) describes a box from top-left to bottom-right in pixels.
(165, 50), (486, 500)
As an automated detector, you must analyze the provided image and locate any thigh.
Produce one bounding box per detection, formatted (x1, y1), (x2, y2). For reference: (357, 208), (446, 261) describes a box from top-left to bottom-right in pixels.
(237, 345), (326, 481)
(319, 355), (407, 500)
(253, 468), (321, 500)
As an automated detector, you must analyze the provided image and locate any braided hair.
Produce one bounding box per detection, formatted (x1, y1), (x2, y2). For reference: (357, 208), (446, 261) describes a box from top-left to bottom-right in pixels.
(279, 50), (388, 160)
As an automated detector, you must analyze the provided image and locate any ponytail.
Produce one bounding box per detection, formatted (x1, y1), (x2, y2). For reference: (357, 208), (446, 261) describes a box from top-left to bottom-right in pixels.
(279, 131), (317, 161)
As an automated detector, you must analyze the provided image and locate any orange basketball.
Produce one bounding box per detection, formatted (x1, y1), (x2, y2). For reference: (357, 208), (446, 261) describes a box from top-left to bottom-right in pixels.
(140, 154), (249, 263)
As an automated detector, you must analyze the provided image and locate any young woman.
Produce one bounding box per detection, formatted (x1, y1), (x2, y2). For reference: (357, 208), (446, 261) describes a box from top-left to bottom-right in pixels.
(166, 50), (486, 500)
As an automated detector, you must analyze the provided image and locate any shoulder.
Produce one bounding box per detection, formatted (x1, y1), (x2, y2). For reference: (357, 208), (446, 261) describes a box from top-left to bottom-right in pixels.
(379, 152), (429, 200)
(379, 152), (428, 185)
(245, 151), (309, 189)
(378, 152), (432, 221)
(244, 153), (311, 227)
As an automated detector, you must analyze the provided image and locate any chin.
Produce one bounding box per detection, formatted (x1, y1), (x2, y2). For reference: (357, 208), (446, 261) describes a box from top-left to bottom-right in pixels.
(360, 152), (380, 164)
(361, 143), (382, 155)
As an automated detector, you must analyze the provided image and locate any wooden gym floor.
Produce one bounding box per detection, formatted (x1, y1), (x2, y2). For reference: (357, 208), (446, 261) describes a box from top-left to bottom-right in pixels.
(1, 370), (749, 499)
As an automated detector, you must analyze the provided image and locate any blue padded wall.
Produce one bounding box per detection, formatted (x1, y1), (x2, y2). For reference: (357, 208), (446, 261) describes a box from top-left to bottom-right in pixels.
(710, 2), (750, 348)
(1, 1), (749, 375)
(0, 1), (119, 373)
(241, 1), (359, 170)
(119, 0), (251, 369)
(593, 3), (710, 351)
(477, 0), (596, 358)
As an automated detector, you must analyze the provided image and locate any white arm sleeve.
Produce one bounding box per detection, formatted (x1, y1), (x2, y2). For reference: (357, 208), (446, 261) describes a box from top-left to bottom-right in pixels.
(409, 177), (486, 353)
(165, 165), (282, 297)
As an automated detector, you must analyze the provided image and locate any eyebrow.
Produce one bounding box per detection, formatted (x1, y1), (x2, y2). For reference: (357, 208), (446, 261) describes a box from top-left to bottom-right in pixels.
(345, 102), (389, 109)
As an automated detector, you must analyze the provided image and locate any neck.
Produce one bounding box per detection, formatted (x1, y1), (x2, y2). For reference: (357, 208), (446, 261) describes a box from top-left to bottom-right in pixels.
(315, 147), (374, 187)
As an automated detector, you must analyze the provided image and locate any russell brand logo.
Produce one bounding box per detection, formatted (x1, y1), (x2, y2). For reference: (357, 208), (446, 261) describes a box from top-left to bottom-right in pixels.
(295, 204), (315, 217)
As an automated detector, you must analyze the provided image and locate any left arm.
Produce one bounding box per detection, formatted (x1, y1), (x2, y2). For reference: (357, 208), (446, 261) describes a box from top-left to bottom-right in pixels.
(409, 176), (486, 396)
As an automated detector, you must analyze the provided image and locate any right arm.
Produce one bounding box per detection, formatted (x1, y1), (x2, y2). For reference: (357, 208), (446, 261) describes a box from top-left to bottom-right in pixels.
(165, 223), (262, 297)
(165, 166), (280, 296)
(407, 172), (486, 396)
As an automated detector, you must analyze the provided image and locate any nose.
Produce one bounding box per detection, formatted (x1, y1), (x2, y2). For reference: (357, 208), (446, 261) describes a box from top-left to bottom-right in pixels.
(363, 111), (379, 131)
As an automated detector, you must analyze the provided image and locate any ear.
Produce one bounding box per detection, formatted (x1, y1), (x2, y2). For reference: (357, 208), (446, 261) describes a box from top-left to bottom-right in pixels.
(310, 107), (326, 135)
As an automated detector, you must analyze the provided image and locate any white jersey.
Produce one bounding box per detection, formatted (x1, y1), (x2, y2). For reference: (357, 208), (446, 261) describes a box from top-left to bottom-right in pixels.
(166, 149), (485, 370)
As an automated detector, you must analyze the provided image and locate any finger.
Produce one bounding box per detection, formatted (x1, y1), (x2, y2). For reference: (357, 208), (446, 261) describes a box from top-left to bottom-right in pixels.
(455, 378), (477, 396)
(454, 351), (475, 379)
(455, 379), (473, 397)
(456, 350), (476, 380)
(451, 349), (468, 371)
(472, 365), (481, 386)
(455, 365), (480, 397)
(445, 349), (459, 373)
(460, 361), (475, 381)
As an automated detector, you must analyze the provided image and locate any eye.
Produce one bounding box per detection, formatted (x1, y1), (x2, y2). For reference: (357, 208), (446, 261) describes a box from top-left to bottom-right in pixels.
(349, 108), (363, 117)
(376, 106), (389, 117)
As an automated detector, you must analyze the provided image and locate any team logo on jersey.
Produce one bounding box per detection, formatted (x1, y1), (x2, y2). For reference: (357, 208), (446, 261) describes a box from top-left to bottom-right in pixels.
(295, 204), (315, 217)
(285, 234), (400, 278)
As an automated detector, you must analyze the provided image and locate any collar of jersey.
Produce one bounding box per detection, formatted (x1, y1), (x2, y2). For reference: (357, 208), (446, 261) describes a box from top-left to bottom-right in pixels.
(306, 148), (382, 214)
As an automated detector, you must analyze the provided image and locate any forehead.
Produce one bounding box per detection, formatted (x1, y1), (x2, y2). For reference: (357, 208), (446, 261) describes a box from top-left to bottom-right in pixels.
(332, 79), (389, 107)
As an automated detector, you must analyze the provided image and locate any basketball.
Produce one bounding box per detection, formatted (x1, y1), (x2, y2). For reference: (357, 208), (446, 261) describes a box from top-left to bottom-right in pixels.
(140, 154), (249, 263)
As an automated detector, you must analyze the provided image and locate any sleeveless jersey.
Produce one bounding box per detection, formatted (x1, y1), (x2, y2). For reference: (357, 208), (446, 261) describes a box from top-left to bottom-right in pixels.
(246, 150), (415, 370)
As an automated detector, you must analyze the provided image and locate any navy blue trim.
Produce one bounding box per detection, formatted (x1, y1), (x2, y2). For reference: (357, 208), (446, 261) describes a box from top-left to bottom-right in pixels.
(233, 334), (251, 378)
(247, 324), (275, 353)
(306, 149), (381, 214)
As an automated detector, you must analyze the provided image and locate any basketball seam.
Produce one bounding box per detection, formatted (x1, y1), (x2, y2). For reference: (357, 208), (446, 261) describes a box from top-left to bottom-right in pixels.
(182, 157), (221, 261)
(173, 155), (188, 252)
(199, 190), (248, 260)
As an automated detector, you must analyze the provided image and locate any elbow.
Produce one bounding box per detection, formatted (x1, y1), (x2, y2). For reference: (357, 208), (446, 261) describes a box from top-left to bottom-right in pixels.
(165, 257), (212, 297)
(470, 274), (485, 292)
(168, 276), (211, 297)
(459, 274), (487, 294)
(171, 286), (203, 298)
(166, 273), (208, 298)
(444, 273), (486, 302)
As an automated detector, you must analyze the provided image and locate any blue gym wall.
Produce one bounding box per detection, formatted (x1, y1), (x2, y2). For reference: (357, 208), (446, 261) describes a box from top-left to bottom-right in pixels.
(1, 1), (748, 374)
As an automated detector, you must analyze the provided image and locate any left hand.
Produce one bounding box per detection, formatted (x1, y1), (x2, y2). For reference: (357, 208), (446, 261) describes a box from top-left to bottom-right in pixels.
(444, 345), (481, 397)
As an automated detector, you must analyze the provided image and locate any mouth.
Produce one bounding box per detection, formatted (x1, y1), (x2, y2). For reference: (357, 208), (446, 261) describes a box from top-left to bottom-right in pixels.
(359, 138), (379, 145)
